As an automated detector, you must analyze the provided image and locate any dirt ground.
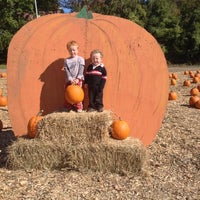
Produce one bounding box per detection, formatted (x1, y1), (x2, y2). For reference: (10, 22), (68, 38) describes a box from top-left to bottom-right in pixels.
(0, 65), (199, 200)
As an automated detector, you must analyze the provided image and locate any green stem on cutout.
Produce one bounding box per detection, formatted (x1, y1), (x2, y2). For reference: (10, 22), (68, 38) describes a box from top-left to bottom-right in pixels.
(76, 5), (93, 19)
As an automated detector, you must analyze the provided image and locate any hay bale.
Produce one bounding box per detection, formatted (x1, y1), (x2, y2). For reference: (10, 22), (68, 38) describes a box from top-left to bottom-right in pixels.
(6, 137), (147, 174)
(6, 138), (68, 170)
(37, 110), (113, 145)
(67, 137), (147, 174)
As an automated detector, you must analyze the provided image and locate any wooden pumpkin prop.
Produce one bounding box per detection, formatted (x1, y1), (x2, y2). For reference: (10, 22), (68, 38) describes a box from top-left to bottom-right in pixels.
(27, 110), (43, 138)
(7, 6), (168, 146)
(111, 117), (130, 140)
(65, 84), (84, 105)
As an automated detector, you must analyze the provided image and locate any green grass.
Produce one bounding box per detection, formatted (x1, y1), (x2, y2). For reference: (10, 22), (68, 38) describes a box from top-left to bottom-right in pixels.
(0, 64), (6, 69)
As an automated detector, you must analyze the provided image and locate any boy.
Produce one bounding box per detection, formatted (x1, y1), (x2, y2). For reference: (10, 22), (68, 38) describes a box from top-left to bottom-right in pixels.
(64, 40), (85, 112)
(84, 49), (107, 112)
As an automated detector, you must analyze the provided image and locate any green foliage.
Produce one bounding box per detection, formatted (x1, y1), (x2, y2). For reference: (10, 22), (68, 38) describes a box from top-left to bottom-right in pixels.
(1, 0), (200, 64)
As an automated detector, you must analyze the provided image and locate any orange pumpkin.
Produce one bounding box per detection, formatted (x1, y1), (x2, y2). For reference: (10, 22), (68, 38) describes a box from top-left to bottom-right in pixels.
(111, 118), (130, 140)
(184, 70), (189, 75)
(0, 95), (7, 107)
(7, 8), (168, 146)
(0, 120), (3, 132)
(189, 96), (200, 107)
(27, 110), (43, 138)
(168, 91), (177, 100)
(172, 73), (178, 80)
(65, 85), (84, 105)
(0, 72), (7, 78)
(194, 100), (200, 109)
(190, 87), (199, 96)
(193, 77), (199, 83)
(170, 78), (176, 85)
(183, 80), (191, 87)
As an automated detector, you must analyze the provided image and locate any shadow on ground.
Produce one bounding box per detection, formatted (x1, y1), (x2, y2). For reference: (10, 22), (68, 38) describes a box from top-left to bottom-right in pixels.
(0, 130), (16, 167)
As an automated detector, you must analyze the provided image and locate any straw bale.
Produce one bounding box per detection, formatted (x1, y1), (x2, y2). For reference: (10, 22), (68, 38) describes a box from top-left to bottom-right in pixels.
(6, 138), (68, 170)
(67, 137), (147, 174)
(6, 136), (147, 174)
(37, 110), (113, 145)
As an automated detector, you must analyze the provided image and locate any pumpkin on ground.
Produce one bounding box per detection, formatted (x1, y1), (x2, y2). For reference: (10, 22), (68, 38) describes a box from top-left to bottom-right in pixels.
(6, 7), (168, 146)
(0, 73), (7, 78)
(65, 85), (84, 105)
(0, 95), (7, 107)
(170, 78), (176, 85)
(194, 100), (200, 109)
(183, 80), (191, 87)
(27, 110), (43, 138)
(192, 77), (199, 83)
(111, 118), (130, 140)
(168, 91), (177, 100)
(189, 96), (200, 107)
(190, 87), (199, 96)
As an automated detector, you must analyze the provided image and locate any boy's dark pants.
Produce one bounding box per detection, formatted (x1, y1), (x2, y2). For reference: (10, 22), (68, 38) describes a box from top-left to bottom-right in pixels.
(88, 87), (103, 110)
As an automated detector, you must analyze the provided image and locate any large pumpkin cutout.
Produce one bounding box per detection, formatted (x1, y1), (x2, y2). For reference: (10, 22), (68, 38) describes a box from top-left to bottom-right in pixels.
(7, 10), (169, 146)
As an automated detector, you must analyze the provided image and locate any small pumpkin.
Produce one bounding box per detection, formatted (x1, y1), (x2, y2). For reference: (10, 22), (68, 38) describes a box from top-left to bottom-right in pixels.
(0, 120), (3, 132)
(172, 73), (178, 80)
(168, 91), (177, 100)
(0, 72), (7, 78)
(183, 80), (191, 87)
(0, 95), (7, 107)
(194, 100), (200, 109)
(170, 78), (176, 85)
(65, 85), (84, 105)
(184, 70), (189, 75)
(190, 87), (199, 96)
(27, 110), (43, 138)
(192, 77), (199, 83)
(111, 118), (130, 140)
(189, 96), (200, 107)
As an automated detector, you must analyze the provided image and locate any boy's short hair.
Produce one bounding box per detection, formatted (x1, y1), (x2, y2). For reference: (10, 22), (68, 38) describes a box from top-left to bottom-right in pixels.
(66, 40), (78, 50)
(90, 49), (103, 58)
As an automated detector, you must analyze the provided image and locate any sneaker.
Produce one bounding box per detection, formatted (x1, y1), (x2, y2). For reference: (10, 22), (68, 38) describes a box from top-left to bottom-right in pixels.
(87, 108), (96, 112)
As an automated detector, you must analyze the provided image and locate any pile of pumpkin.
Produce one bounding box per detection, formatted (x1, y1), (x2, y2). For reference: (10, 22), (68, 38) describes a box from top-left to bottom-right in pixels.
(27, 84), (130, 140)
(168, 69), (200, 109)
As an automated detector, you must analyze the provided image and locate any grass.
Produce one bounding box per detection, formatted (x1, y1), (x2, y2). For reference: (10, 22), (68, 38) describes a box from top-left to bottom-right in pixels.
(0, 64), (6, 69)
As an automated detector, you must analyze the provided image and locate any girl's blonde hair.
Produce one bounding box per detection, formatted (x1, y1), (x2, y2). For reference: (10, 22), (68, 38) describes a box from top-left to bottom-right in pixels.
(66, 40), (79, 50)
(90, 49), (103, 58)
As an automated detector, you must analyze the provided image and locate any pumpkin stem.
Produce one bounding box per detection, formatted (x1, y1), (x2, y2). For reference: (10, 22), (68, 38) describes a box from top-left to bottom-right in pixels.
(36, 110), (44, 116)
(76, 5), (93, 19)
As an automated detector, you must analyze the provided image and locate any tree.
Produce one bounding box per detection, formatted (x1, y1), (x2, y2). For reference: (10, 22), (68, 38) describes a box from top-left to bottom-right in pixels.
(175, 0), (200, 63)
(0, 0), (35, 63)
(0, 0), (60, 63)
(145, 0), (182, 62)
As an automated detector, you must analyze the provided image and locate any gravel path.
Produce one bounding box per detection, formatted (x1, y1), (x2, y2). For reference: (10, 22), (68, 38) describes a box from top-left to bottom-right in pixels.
(0, 67), (199, 200)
